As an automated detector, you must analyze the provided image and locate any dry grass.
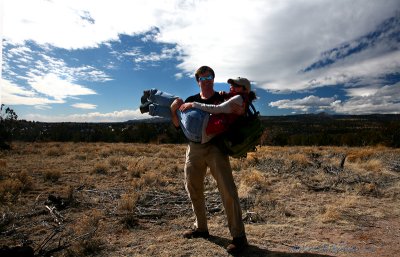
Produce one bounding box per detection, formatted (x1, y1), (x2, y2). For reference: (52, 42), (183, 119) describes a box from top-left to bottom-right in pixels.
(92, 163), (109, 174)
(118, 192), (138, 212)
(0, 142), (399, 257)
(43, 169), (62, 182)
(66, 210), (105, 256)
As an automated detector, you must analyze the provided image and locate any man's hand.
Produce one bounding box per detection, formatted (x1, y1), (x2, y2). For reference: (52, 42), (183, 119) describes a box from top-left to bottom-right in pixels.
(171, 98), (184, 112)
(179, 102), (194, 112)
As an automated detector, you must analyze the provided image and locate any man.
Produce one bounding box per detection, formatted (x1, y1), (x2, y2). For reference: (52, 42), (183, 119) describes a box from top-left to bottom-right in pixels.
(170, 66), (248, 253)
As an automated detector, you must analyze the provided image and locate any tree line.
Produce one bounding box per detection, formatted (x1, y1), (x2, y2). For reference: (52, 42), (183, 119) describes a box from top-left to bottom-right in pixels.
(260, 114), (400, 147)
(1, 106), (399, 148)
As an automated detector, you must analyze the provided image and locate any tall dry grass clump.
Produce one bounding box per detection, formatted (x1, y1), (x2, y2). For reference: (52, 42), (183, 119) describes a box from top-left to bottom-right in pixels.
(320, 205), (342, 223)
(131, 171), (166, 190)
(0, 179), (23, 203)
(346, 147), (378, 162)
(238, 169), (270, 199)
(118, 192), (140, 228)
(118, 192), (138, 213)
(0, 159), (6, 179)
(108, 156), (122, 166)
(92, 163), (109, 174)
(0, 170), (34, 203)
(45, 144), (67, 157)
(43, 169), (62, 182)
(287, 152), (312, 168)
(318, 196), (359, 224)
(67, 210), (104, 256)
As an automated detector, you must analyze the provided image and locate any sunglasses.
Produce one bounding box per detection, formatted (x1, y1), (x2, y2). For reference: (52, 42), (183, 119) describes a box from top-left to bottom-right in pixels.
(199, 75), (214, 81)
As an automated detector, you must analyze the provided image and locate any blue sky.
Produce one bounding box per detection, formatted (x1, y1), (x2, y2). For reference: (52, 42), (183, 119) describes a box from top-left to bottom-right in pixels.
(1, 0), (399, 122)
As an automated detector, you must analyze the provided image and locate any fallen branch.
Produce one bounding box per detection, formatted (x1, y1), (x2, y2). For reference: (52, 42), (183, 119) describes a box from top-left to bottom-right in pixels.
(45, 206), (64, 225)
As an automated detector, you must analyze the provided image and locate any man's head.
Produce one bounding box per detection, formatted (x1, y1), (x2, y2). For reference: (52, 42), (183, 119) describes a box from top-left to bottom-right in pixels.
(195, 66), (215, 97)
(227, 77), (251, 92)
(195, 66), (215, 82)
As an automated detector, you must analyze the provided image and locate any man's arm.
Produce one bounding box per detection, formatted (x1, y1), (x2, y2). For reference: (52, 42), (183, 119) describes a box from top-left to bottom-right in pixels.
(170, 98), (184, 128)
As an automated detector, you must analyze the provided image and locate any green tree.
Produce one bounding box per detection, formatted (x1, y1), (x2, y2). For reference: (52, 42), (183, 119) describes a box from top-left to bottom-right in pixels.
(0, 105), (18, 149)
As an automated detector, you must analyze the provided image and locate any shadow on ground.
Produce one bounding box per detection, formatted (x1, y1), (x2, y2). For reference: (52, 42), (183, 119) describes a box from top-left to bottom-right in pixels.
(208, 236), (335, 257)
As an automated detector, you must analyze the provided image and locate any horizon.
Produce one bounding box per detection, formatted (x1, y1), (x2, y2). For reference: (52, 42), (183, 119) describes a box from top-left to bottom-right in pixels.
(1, 0), (400, 122)
(13, 112), (400, 124)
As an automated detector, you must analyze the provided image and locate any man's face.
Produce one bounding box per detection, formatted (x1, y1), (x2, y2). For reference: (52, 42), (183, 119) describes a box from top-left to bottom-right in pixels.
(198, 72), (214, 88)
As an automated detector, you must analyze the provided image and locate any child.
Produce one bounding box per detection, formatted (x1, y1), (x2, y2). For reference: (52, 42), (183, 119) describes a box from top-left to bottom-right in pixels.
(140, 77), (256, 143)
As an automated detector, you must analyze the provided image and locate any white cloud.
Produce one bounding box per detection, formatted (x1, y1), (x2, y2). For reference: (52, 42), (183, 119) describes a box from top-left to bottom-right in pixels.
(3, 43), (113, 83)
(71, 103), (97, 109)
(7, 45), (32, 56)
(3, 0), (158, 49)
(0, 74), (96, 107)
(334, 82), (400, 114)
(133, 47), (179, 63)
(29, 73), (96, 101)
(269, 95), (338, 112)
(2, 79), (35, 97)
(1, 78), (63, 106)
(269, 82), (400, 114)
(265, 50), (400, 92)
(346, 87), (380, 97)
(22, 109), (146, 122)
(174, 73), (183, 79)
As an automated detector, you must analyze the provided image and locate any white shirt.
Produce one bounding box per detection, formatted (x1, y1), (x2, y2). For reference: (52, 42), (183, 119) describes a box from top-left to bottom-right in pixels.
(192, 95), (244, 115)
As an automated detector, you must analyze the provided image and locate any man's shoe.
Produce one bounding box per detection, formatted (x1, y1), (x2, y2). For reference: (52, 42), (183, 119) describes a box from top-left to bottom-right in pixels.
(140, 101), (151, 114)
(141, 90), (151, 104)
(226, 236), (248, 253)
(183, 229), (210, 239)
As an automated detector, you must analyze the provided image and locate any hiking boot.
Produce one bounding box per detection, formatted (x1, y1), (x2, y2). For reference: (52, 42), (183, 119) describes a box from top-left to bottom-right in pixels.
(226, 236), (248, 253)
(183, 229), (210, 239)
(140, 101), (152, 114)
(141, 90), (151, 104)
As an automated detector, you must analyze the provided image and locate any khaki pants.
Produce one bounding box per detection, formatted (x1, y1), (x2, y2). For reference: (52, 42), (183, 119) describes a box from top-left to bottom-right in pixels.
(184, 141), (245, 238)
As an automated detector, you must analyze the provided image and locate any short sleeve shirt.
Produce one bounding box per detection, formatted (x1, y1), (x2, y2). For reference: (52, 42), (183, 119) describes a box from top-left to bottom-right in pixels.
(185, 92), (224, 105)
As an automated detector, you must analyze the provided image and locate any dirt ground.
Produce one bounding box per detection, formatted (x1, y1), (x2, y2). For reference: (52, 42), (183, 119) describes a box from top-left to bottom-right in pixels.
(1, 142), (399, 256)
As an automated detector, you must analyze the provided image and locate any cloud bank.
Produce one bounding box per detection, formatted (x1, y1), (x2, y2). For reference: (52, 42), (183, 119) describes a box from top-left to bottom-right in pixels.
(270, 82), (400, 114)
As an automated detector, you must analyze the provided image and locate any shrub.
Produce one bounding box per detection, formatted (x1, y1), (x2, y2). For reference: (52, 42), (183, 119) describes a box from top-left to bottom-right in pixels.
(43, 169), (61, 182)
(0, 160), (6, 179)
(118, 192), (138, 212)
(92, 163), (108, 174)
(69, 210), (104, 256)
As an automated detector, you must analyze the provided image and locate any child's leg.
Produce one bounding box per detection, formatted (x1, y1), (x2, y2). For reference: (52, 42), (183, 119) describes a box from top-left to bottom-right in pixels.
(149, 104), (173, 118)
(177, 109), (208, 143)
(148, 89), (179, 106)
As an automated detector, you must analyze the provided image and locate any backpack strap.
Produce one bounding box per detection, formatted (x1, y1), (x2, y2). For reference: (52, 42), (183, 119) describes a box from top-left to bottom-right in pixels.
(239, 93), (259, 117)
(248, 102), (259, 117)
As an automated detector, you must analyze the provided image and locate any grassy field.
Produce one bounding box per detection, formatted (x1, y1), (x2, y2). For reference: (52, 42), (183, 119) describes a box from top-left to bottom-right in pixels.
(1, 142), (399, 256)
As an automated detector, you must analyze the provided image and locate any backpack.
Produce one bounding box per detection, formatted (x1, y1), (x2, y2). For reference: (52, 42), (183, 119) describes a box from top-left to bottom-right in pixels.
(215, 102), (264, 158)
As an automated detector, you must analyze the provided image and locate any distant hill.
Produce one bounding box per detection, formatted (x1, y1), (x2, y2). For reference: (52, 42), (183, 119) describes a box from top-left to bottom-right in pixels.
(259, 114), (400, 147)
(125, 116), (171, 123)
(10, 114), (400, 147)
